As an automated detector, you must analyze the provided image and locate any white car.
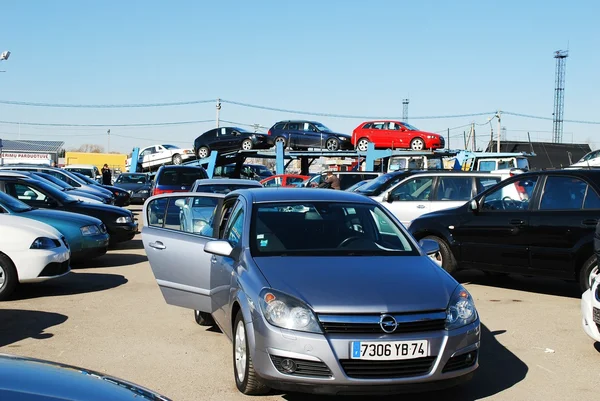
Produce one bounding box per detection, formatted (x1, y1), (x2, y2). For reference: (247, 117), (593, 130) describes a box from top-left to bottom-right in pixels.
(126, 144), (195, 171)
(0, 214), (71, 300)
(581, 277), (600, 342)
(571, 149), (600, 168)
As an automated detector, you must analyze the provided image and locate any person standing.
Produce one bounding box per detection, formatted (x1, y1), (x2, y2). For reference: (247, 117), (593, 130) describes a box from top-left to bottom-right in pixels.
(323, 171), (341, 190)
(101, 164), (112, 185)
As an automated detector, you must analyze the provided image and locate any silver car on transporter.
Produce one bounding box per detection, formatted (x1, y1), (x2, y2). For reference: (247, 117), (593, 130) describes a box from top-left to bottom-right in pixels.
(142, 189), (480, 395)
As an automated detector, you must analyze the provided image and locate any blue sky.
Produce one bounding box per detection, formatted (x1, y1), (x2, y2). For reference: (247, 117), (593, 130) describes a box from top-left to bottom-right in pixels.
(0, 0), (598, 153)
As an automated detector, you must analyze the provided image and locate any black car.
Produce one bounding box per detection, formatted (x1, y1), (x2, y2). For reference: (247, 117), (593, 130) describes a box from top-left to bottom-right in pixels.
(193, 126), (273, 159)
(267, 120), (353, 151)
(305, 171), (384, 190)
(408, 169), (600, 292)
(71, 172), (131, 207)
(0, 176), (137, 244)
(112, 173), (152, 204)
(213, 163), (273, 181)
(151, 165), (208, 196)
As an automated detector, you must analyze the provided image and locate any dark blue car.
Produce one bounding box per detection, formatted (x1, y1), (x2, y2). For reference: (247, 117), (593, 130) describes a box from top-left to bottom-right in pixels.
(267, 120), (353, 151)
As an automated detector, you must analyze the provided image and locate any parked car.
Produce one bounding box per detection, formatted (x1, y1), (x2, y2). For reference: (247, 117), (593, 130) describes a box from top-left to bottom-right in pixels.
(0, 353), (172, 400)
(581, 277), (600, 343)
(375, 172), (510, 227)
(409, 170), (600, 291)
(305, 171), (382, 190)
(352, 121), (445, 151)
(142, 189), (479, 395)
(193, 127), (273, 159)
(0, 191), (109, 262)
(213, 163), (273, 180)
(267, 120), (353, 151)
(571, 149), (600, 168)
(71, 172), (131, 207)
(260, 174), (309, 187)
(345, 179), (372, 192)
(0, 214), (70, 300)
(0, 173), (137, 245)
(126, 144), (195, 172)
(151, 165), (208, 196)
(113, 173), (153, 204)
(28, 171), (108, 204)
(191, 178), (263, 194)
(63, 164), (102, 183)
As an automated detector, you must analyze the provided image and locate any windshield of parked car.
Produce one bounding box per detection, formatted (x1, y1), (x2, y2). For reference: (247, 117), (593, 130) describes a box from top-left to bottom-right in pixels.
(194, 183), (259, 194)
(251, 202), (417, 256)
(313, 123), (332, 132)
(356, 173), (410, 196)
(0, 190), (33, 212)
(73, 172), (98, 185)
(22, 179), (79, 204)
(162, 144), (180, 150)
(345, 180), (371, 192)
(66, 167), (94, 178)
(249, 165), (272, 176)
(116, 174), (148, 184)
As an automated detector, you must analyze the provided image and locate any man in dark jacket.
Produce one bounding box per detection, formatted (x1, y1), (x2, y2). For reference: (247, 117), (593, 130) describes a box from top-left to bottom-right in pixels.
(101, 164), (112, 185)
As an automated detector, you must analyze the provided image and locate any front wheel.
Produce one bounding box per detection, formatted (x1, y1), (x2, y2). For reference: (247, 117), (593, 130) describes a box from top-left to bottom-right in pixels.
(356, 138), (370, 152)
(423, 235), (457, 274)
(579, 255), (599, 292)
(0, 254), (18, 301)
(233, 311), (270, 395)
(172, 154), (182, 165)
(241, 139), (253, 151)
(325, 138), (340, 151)
(197, 147), (210, 159)
(410, 138), (425, 150)
(194, 310), (215, 326)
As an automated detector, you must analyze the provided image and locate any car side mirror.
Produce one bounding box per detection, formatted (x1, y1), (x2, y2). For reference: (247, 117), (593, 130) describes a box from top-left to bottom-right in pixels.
(384, 192), (393, 203)
(419, 239), (440, 256)
(469, 199), (479, 212)
(174, 199), (186, 208)
(204, 240), (233, 257)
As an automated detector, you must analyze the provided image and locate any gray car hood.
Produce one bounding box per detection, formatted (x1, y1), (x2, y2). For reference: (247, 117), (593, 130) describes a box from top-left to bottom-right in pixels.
(253, 256), (457, 314)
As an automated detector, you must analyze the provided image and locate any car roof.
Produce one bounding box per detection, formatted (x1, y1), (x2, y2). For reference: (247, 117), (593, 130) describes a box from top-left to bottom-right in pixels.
(0, 171), (30, 178)
(231, 188), (377, 204)
(194, 178), (261, 186)
(274, 120), (321, 125)
(64, 164), (96, 168)
(157, 165), (206, 172)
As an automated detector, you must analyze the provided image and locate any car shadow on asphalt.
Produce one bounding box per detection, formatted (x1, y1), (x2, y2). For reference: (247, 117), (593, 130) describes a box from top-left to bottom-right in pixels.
(282, 324), (527, 401)
(9, 272), (127, 301)
(108, 239), (144, 251)
(0, 309), (68, 347)
(594, 342), (600, 354)
(72, 253), (147, 269)
(455, 269), (581, 299)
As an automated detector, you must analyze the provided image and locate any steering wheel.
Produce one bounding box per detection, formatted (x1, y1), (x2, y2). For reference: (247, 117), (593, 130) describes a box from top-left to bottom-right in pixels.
(502, 196), (516, 209)
(338, 236), (362, 247)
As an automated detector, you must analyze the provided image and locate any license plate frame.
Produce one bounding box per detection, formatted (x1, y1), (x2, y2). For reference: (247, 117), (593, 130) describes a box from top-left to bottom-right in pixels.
(350, 340), (430, 361)
(593, 307), (600, 325)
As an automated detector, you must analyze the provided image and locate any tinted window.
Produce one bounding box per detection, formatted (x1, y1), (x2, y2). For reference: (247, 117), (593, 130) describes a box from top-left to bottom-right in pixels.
(194, 183), (258, 194)
(390, 177), (433, 201)
(584, 186), (600, 209)
(356, 173), (408, 196)
(288, 177), (305, 184)
(287, 122), (300, 131)
(157, 168), (207, 186)
(539, 176), (586, 210)
(478, 160), (496, 172)
(476, 176), (501, 194)
(273, 123), (286, 130)
(362, 123), (372, 129)
(224, 206), (244, 248)
(436, 177), (472, 201)
(66, 168), (94, 178)
(116, 174), (148, 184)
(6, 182), (48, 202)
(147, 198), (168, 227)
(482, 176), (539, 211)
(372, 122), (386, 130)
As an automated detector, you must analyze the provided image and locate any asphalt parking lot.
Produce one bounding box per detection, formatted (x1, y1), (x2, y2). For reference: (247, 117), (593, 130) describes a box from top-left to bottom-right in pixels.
(1, 205), (598, 401)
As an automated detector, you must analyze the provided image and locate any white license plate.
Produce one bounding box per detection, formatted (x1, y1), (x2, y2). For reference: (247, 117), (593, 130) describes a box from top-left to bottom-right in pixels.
(350, 340), (429, 360)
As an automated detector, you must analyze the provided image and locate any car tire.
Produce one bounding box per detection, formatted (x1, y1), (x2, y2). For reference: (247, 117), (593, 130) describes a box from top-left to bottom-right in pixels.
(0, 253), (18, 301)
(241, 139), (253, 151)
(233, 310), (270, 395)
(274, 136), (287, 149)
(579, 255), (598, 292)
(356, 138), (370, 152)
(194, 310), (215, 326)
(423, 235), (457, 274)
(325, 138), (340, 151)
(197, 147), (210, 159)
(172, 154), (183, 165)
(410, 138), (425, 150)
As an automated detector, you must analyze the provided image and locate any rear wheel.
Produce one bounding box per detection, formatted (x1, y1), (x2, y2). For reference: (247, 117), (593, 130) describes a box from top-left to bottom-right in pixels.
(194, 310), (215, 326)
(579, 255), (598, 292)
(241, 139), (253, 151)
(410, 138), (425, 150)
(172, 154), (182, 165)
(0, 254), (18, 301)
(197, 147), (210, 159)
(233, 311), (270, 395)
(423, 235), (457, 274)
(356, 138), (370, 152)
(274, 136), (287, 149)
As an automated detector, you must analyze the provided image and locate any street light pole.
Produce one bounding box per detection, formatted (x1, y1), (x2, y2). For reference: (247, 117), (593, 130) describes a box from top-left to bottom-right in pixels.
(496, 111), (501, 153)
(107, 129), (110, 153)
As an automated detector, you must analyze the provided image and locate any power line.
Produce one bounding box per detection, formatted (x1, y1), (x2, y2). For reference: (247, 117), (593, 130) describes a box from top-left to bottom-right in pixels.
(0, 99), (216, 108)
(0, 119), (215, 127)
(503, 111), (600, 125)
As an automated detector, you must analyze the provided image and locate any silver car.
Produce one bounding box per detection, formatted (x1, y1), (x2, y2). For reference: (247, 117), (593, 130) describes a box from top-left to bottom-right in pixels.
(142, 189), (480, 395)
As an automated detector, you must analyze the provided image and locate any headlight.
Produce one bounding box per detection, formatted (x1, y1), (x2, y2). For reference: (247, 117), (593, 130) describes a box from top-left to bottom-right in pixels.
(259, 289), (322, 334)
(339, 136), (349, 141)
(116, 191), (127, 197)
(80, 225), (101, 236)
(445, 285), (477, 330)
(30, 237), (59, 249)
(116, 216), (132, 224)
(136, 189), (149, 194)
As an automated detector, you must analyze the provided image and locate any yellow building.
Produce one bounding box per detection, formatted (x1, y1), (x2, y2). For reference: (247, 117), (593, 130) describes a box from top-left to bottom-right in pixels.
(65, 152), (127, 172)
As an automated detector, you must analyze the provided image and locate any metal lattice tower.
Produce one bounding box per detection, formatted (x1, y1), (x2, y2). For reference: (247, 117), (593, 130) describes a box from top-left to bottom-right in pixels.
(402, 99), (409, 121)
(552, 50), (568, 143)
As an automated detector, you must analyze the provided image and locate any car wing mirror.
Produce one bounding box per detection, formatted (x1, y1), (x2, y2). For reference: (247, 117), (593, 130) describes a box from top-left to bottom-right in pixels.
(204, 240), (233, 257)
(383, 192), (393, 203)
(174, 199), (186, 208)
(419, 239), (440, 256)
(469, 199), (479, 212)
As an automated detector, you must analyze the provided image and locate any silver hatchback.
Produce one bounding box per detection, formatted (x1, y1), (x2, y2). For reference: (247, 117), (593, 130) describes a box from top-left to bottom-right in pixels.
(142, 189), (480, 395)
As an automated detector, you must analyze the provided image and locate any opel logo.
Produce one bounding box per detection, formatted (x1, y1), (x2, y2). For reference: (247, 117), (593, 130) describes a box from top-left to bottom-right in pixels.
(379, 314), (398, 333)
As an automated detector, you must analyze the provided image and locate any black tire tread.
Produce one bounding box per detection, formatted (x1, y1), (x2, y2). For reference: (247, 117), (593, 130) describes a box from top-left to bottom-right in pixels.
(423, 235), (457, 274)
(233, 311), (270, 395)
(579, 254), (597, 292)
(0, 253), (18, 301)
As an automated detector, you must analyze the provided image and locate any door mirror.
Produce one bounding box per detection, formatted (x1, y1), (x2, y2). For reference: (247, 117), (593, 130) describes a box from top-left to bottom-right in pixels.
(383, 191), (393, 203)
(174, 199), (186, 208)
(45, 198), (59, 207)
(23, 190), (37, 198)
(419, 239), (440, 256)
(204, 240), (233, 257)
(469, 199), (479, 212)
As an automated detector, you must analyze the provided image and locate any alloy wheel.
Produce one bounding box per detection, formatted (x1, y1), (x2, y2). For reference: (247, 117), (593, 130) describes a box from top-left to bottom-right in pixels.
(0, 264), (5, 289)
(326, 138), (339, 151)
(357, 139), (369, 151)
(234, 320), (247, 383)
(172, 154), (182, 165)
(428, 251), (443, 268)
(242, 140), (253, 150)
(198, 147), (209, 159)
(411, 139), (424, 150)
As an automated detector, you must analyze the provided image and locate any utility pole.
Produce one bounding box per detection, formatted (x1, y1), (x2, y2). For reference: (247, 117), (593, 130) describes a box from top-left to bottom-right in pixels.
(496, 111), (501, 152)
(107, 129), (110, 153)
(489, 120), (493, 152)
(216, 98), (221, 128)
(471, 123), (476, 151)
(447, 128), (450, 149)
(463, 131), (467, 149)
(402, 99), (409, 121)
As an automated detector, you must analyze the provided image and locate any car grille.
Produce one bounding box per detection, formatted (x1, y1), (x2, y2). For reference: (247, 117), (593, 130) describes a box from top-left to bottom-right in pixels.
(442, 351), (478, 373)
(270, 355), (332, 378)
(339, 356), (436, 379)
(39, 260), (70, 277)
(318, 312), (446, 334)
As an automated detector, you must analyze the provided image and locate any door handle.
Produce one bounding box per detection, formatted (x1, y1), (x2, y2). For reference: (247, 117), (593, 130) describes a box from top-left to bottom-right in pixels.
(149, 241), (166, 250)
(416, 204), (426, 209)
(509, 219), (526, 226)
(582, 219), (598, 226)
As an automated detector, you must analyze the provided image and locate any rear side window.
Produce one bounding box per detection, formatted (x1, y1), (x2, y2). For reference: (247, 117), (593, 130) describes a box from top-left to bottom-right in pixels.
(273, 123), (285, 130)
(362, 123), (372, 129)
(158, 168), (208, 186)
(539, 176), (587, 210)
(476, 177), (501, 193)
(435, 177), (472, 201)
(584, 187), (600, 209)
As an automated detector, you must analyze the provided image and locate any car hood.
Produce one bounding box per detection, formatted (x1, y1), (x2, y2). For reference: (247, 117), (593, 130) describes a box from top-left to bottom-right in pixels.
(253, 256), (457, 314)
(25, 208), (103, 226)
(65, 201), (131, 217)
(114, 183), (150, 191)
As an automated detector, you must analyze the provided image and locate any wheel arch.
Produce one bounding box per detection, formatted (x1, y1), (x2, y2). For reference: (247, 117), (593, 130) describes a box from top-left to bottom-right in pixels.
(230, 294), (258, 359)
(0, 251), (18, 281)
(574, 239), (595, 281)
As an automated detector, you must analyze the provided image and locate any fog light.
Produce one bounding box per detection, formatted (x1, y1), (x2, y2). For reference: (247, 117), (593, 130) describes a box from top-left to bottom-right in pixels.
(465, 353), (473, 363)
(280, 358), (297, 373)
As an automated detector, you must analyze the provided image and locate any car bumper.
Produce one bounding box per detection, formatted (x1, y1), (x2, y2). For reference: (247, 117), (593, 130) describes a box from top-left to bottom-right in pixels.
(581, 288), (600, 342)
(106, 222), (138, 243)
(250, 316), (480, 394)
(339, 140), (354, 150)
(9, 246), (71, 283)
(129, 192), (150, 204)
(254, 137), (274, 149)
(114, 195), (131, 207)
(71, 233), (109, 261)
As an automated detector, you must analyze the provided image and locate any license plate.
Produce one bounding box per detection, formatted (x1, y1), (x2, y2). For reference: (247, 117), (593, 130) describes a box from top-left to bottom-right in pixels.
(350, 340), (429, 360)
(593, 307), (600, 325)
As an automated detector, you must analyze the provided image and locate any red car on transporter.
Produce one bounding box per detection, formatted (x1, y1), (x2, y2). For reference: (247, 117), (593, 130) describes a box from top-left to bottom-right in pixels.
(351, 121), (445, 151)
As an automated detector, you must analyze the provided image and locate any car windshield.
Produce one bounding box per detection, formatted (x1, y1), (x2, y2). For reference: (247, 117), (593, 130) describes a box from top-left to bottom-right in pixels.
(24, 179), (79, 204)
(116, 174), (148, 184)
(251, 202), (417, 256)
(402, 123), (419, 131)
(162, 144), (180, 150)
(313, 123), (332, 132)
(73, 172), (97, 185)
(194, 184), (259, 194)
(0, 191), (33, 212)
(356, 173), (409, 196)
(345, 180), (371, 192)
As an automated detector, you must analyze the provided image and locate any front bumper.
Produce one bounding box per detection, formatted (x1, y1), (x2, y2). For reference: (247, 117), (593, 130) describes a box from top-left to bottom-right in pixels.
(113, 194), (131, 207)
(581, 288), (600, 342)
(129, 192), (150, 204)
(180, 153), (195, 162)
(250, 316), (480, 394)
(106, 221), (138, 243)
(9, 246), (71, 283)
(338, 140), (355, 150)
(71, 233), (109, 261)
(253, 137), (275, 149)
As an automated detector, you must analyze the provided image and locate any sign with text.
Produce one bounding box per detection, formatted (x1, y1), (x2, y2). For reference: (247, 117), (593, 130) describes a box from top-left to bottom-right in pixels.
(0, 152), (52, 165)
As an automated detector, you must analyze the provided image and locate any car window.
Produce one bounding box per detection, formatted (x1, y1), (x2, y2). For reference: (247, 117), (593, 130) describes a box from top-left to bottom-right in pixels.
(147, 196), (220, 237)
(435, 177), (472, 201)
(539, 176), (587, 211)
(224, 204), (244, 248)
(288, 177), (305, 184)
(497, 159), (515, 170)
(158, 168), (207, 186)
(7, 183), (47, 202)
(482, 176), (539, 211)
(390, 177), (433, 201)
(263, 177), (281, 187)
(584, 186), (600, 209)
(372, 122), (386, 130)
(478, 160), (497, 172)
(273, 123), (285, 130)
(287, 122), (299, 131)
(476, 176), (502, 193)
(388, 122), (401, 130)
(362, 123), (372, 129)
